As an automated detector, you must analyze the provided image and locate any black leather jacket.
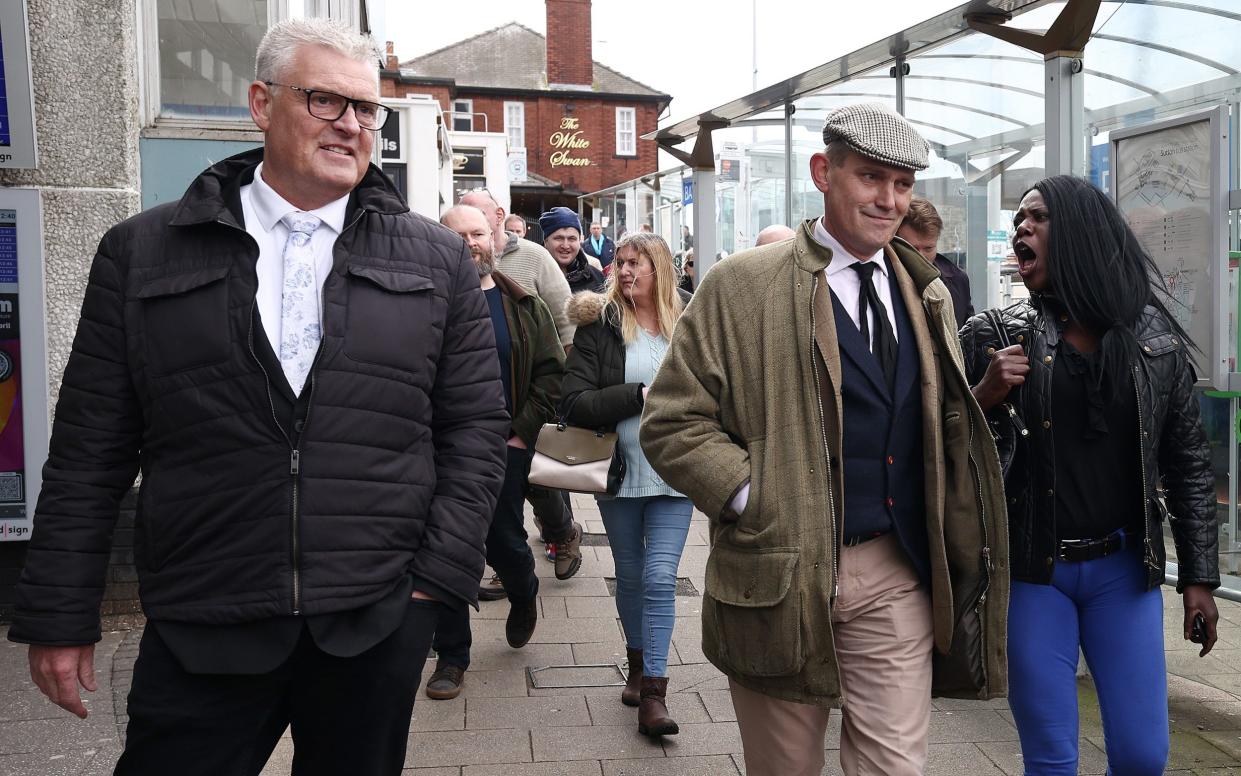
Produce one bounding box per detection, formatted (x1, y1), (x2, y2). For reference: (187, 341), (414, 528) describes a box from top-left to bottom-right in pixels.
(960, 298), (1219, 592)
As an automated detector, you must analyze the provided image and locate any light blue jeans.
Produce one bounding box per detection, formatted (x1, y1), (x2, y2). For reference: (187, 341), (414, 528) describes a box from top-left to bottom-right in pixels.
(597, 496), (693, 677)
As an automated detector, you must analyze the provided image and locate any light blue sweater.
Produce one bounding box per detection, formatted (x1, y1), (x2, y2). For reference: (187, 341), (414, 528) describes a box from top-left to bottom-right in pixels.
(614, 329), (683, 499)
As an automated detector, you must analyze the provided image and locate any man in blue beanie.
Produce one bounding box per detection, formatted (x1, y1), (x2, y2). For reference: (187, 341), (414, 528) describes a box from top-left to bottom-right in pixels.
(540, 207), (604, 295)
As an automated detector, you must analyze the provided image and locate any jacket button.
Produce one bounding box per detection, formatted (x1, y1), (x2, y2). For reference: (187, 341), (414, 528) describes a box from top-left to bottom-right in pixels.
(887, 455), (895, 465)
(294, 419), (305, 433)
(886, 497), (895, 507)
(1060, 314), (1068, 322)
(743, 589), (752, 599)
(1046, 488), (1054, 497)
(1143, 345), (1152, 352)
(1016, 334), (1025, 343)
(1046, 556), (1055, 566)
(1043, 355), (1053, 364)
(1008, 496), (1016, 505)
(1042, 420), (1051, 429)
(986, 347), (996, 356)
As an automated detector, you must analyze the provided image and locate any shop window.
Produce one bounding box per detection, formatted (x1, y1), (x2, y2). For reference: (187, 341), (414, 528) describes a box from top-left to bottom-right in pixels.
(144, 1), (363, 131)
(504, 101), (525, 150)
(453, 99), (474, 131)
(616, 107), (636, 156)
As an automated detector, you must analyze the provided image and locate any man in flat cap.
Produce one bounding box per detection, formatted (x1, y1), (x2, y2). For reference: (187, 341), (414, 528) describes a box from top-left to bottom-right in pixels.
(640, 103), (1008, 775)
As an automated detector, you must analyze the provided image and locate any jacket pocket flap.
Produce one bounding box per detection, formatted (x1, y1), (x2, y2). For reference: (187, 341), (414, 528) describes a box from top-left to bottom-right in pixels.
(1139, 332), (1179, 357)
(534, 424), (617, 465)
(136, 266), (230, 298)
(347, 264), (434, 293)
(706, 545), (798, 607)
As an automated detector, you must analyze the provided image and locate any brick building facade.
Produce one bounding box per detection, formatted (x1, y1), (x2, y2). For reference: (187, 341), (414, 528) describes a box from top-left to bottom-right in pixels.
(381, 0), (670, 222)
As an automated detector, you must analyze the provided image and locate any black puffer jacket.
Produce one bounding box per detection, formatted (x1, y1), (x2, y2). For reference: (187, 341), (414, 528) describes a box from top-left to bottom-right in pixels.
(960, 298), (1218, 592)
(560, 291), (643, 428)
(10, 149), (508, 646)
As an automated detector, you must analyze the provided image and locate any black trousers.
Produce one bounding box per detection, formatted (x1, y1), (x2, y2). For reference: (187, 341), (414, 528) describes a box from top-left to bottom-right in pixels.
(433, 446), (539, 667)
(527, 484), (574, 543)
(114, 598), (439, 776)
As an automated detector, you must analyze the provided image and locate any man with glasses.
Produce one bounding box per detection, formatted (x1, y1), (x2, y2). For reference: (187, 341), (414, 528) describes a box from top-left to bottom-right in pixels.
(7, 18), (508, 776)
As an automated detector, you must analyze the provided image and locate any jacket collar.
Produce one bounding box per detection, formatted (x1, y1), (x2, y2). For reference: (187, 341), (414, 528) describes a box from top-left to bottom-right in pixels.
(168, 148), (409, 228)
(492, 270), (531, 302)
(793, 218), (949, 303)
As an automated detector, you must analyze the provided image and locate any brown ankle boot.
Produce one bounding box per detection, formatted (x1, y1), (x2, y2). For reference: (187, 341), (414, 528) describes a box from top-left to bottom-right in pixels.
(621, 648), (643, 707)
(637, 676), (678, 737)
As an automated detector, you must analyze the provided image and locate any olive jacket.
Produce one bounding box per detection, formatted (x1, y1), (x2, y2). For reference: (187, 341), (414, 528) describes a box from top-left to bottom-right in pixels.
(640, 221), (1010, 707)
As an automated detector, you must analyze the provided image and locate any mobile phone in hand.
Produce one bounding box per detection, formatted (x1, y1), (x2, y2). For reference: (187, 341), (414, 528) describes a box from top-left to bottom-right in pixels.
(1191, 613), (1207, 643)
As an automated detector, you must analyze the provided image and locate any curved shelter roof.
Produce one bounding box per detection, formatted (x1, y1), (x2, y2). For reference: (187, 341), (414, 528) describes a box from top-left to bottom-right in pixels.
(648, 0), (1241, 163)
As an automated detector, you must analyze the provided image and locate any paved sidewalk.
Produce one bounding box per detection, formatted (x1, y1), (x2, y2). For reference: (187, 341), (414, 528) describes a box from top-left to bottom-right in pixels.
(5, 496), (1241, 775)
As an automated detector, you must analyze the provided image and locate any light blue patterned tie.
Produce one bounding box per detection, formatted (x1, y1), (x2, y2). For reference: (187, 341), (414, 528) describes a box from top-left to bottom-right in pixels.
(279, 211), (323, 395)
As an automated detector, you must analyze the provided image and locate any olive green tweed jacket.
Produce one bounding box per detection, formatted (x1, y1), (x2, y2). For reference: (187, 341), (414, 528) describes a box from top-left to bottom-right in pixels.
(639, 220), (1009, 707)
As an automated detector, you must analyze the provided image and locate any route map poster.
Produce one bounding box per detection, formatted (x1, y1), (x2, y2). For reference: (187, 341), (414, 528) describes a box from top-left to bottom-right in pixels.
(0, 190), (47, 543)
(1113, 107), (1228, 388)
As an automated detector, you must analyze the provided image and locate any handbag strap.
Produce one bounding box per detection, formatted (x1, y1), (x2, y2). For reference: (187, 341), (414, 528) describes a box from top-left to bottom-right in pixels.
(984, 309), (1012, 350)
(555, 391), (609, 437)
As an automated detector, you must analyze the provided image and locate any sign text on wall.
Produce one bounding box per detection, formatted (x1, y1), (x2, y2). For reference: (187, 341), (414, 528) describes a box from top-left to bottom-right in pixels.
(549, 117), (591, 167)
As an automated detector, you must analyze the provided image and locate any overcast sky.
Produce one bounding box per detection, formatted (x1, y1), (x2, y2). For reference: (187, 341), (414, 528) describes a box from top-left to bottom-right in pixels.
(376, 1), (965, 125)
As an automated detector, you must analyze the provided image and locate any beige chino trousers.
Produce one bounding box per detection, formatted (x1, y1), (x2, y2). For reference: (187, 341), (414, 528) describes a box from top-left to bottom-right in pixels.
(730, 533), (934, 776)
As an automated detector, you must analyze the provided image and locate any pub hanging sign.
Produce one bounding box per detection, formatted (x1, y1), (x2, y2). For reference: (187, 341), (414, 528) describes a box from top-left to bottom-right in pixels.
(549, 117), (591, 167)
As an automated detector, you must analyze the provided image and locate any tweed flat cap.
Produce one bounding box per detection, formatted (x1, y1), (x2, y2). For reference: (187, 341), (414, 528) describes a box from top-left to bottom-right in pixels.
(822, 103), (929, 171)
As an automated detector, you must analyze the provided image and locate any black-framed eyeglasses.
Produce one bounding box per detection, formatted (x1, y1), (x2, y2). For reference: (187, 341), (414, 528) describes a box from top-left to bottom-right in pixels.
(265, 81), (392, 130)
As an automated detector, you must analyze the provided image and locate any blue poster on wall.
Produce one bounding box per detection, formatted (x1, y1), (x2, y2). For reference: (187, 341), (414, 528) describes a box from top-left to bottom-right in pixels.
(0, 23), (10, 147)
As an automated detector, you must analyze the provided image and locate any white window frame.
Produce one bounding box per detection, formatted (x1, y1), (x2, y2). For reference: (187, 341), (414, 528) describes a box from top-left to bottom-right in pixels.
(504, 101), (525, 150)
(453, 99), (474, 132)
(616, 107), (636, 156)
(138, 0), (365, 139)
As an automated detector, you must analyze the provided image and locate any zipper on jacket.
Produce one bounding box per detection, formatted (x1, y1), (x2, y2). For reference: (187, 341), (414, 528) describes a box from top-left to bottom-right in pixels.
(965, 404), (991, 689)
(809, 274), (840, 599)
(1002, 402), (1028, 437)
(1133, 366), (1160, 573)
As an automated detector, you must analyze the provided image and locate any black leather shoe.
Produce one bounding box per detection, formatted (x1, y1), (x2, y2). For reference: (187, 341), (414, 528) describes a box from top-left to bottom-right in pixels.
(424, 664), (465, 700)
(506, 597), (538, 648)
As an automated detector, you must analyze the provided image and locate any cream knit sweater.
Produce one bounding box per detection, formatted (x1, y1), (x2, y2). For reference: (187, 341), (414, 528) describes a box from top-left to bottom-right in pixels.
(496, 232), (575, 345)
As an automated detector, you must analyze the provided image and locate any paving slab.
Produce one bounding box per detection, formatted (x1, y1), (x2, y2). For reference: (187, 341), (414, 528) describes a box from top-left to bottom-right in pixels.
(927, 709), (1018, 744)
(411, 697), (465, 732)
(584, 693), (711, 727)
(464, 762), (602, 776)
(975, 738), (1109, 775)
(602, 753), (740, 775)
(658, 721), (744, 757)
(405, 729), (532, 768)
(466, 695), (591, 730)
(531, 724), (664, 762)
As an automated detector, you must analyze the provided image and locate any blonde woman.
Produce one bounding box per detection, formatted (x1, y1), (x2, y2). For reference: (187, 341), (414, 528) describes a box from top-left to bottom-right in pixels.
(561, 233), (691, 738)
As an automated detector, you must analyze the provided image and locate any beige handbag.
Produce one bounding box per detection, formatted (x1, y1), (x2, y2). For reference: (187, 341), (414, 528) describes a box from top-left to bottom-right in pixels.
(528, 404), (627, 495)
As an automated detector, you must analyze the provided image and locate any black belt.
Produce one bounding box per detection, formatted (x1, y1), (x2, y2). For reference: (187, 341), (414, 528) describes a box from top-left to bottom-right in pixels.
(1056, 532), (1124, 562)
(843, 530), (889, 547)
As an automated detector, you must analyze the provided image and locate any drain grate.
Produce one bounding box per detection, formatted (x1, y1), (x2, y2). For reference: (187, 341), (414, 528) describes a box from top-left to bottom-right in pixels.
(604, 577), (700, 597)
(527, 663), (626, 689)
(581, 531), (610, 547)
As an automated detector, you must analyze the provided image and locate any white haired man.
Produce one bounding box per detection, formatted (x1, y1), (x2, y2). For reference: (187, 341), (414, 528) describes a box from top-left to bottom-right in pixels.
(8, 18), (507, 775)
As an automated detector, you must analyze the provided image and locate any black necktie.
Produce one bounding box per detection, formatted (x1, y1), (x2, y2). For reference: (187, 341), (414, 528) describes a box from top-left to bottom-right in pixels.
(851, 262), (897, 394)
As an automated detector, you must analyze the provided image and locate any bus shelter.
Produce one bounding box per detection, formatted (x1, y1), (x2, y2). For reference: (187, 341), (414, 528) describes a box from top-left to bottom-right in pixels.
(582, 0), (1241, 594)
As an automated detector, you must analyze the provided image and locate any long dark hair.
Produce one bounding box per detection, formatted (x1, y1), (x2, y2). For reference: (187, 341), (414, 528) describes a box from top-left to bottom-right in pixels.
(1031, 174), (1194, 393)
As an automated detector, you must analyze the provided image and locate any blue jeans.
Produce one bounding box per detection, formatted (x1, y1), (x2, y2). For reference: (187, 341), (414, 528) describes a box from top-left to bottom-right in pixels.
(598, 495), (693, 677)
(1008, 536), (1169, 775)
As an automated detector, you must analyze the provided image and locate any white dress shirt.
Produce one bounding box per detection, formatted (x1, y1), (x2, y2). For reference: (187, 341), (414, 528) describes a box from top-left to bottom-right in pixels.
(728, 218), (901, 516)
(240, 162), (349, 357)
(812, 216), (899, 344)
